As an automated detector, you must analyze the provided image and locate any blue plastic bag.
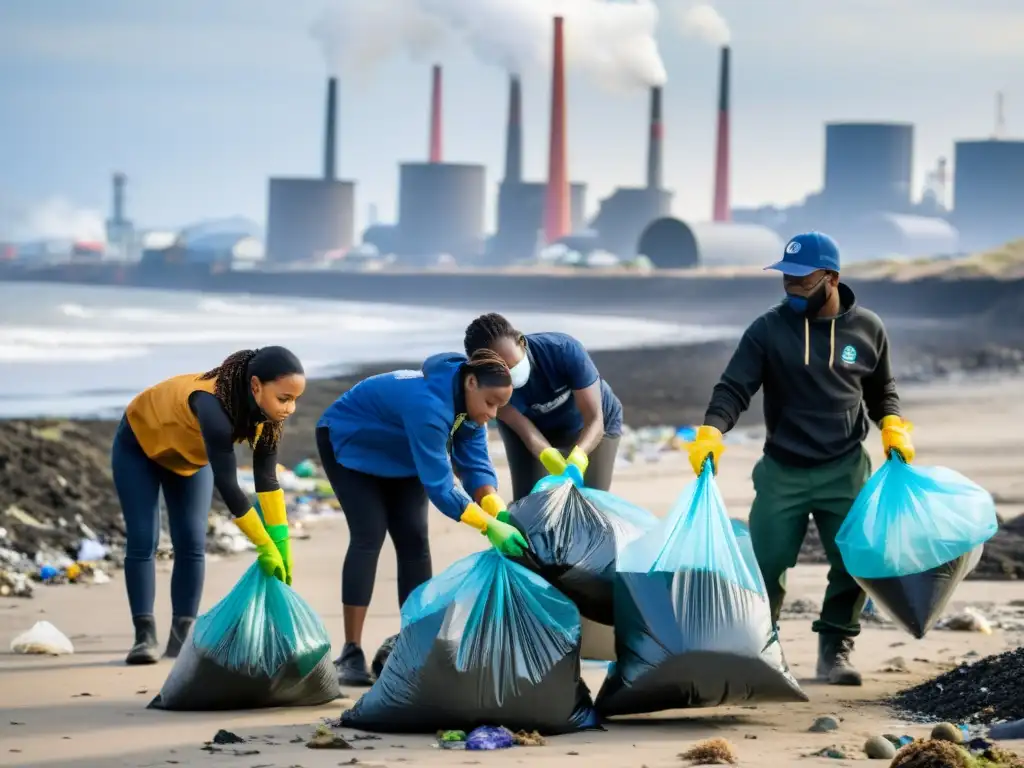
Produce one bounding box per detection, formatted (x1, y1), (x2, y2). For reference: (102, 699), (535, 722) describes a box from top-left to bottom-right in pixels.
(341, 549), (598, 734)
(507, 473), (657, 624)
(150, 564), (338, 710)
(595, 465), (807, 717)
(835, 455), (997, 637)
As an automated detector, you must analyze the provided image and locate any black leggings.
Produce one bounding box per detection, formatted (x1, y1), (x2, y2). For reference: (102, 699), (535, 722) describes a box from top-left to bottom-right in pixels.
(111, 416), (213, 619)
(316, 427), (432, 608)
(497, 421), (621, 502)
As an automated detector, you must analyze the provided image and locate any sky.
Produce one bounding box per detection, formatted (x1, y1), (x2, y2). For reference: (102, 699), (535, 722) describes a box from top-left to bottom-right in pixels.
(0, 0), (1021, 241)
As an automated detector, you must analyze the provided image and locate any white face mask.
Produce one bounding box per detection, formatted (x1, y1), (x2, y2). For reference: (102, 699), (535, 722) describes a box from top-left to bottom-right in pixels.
(508, 355), (531, 389)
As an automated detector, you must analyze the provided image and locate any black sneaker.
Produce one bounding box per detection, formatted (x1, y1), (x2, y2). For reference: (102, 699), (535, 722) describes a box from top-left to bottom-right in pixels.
(816, 634), (863, 686)
(126, 615), (159, 665)
(334, 642), (373, 686)
(164, 616), (195, 659)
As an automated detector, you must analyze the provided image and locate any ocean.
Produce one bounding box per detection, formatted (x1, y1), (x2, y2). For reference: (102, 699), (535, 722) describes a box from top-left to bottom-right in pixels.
(0, 283), (741, 418)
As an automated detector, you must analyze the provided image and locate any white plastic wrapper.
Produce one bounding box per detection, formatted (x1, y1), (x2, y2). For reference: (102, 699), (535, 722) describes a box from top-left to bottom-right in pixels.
(10, 621), (75, 655)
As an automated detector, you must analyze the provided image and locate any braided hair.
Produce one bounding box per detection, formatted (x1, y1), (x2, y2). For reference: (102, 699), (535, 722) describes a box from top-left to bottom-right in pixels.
(463, 313), (523, 357)
(199, 349), (283, 450)
(462, 348), (512, 388)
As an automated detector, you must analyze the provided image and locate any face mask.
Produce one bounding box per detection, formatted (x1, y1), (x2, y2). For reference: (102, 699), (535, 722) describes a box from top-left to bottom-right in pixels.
(508, 355), (531, 389)
(785, 278), (829, 317)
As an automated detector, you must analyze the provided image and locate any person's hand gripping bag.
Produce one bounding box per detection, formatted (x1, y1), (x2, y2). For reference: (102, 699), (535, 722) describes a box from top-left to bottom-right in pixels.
(595, 460), (807, 718)
(149, 564), (339, 710)
(502, 470), (657, 625)
(835, 453), (997, 638)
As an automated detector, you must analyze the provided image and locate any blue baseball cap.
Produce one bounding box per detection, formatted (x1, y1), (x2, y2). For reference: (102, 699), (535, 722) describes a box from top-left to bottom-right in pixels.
(765, 231), (841, 276)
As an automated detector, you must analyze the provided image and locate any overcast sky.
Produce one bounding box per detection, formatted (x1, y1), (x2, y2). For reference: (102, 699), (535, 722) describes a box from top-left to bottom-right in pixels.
(0, 0), (1020, 239)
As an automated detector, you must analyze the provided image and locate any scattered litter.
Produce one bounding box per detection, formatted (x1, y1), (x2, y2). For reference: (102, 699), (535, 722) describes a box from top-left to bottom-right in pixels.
(211, 730), (245, 745)
(679, 738), (737, 765)
(307, 724), (352, 749)
(809, 746), (847, 759)
(10, 621), (74, 655)
(513, 730), (546, 747)
(937, 607), (993, 634)
(465, 726), (515, 751)
(863, 735), (896, 760)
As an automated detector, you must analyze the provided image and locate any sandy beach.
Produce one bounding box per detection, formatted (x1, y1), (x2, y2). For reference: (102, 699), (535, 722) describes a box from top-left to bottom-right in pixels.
(1, 376), (1022, 768)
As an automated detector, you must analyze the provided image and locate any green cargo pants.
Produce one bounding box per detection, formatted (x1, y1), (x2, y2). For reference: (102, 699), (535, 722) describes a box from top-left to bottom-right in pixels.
(748, 446), (871, 637)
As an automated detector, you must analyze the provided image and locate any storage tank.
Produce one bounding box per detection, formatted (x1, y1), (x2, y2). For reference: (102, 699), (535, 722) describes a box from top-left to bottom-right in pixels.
(493, 181), (587, 261)
(396, 162), (486, 262)
(953, 139), (1024, 250)
(590, 187), (673, 258)
(823, 122), (914, 213)
(637, 218), (783, 269)
(266, 178), (355, 262)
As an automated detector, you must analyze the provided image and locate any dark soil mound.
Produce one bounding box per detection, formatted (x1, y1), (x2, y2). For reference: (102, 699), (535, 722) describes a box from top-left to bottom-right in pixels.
(889, 646), (1024, 725)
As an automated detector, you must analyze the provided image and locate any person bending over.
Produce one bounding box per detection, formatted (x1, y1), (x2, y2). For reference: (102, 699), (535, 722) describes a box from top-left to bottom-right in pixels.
(316, 349), (528, 686)
(113, 347), (306, 665)
(686, 232), (915, 686)
(463, 313), (624, 501)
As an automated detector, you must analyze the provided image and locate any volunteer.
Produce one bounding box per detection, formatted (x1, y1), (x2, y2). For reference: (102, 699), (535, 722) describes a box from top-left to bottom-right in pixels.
(113, 347), (306, 665)
(316, 349), (528, 686)
(687, 232), (914, 687)
(463, 313), (623, 500)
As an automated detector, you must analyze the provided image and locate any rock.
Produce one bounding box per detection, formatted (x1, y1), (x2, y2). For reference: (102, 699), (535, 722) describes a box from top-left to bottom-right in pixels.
(307, 724), (352, 749)
(864, 735), (897, 759)
(210, 729), (244, 745)
(809, 716), (840, 733)
(931, 723), (963, 743)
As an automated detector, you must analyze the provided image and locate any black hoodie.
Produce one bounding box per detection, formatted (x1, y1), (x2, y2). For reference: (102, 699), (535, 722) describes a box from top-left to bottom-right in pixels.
(703, 283), (901, 467)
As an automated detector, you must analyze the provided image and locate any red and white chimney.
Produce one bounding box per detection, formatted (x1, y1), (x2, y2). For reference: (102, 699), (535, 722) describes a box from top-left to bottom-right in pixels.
(712, 46), (731, 221)
(429, 64), (443, 163)
(544, 16), (570, 244)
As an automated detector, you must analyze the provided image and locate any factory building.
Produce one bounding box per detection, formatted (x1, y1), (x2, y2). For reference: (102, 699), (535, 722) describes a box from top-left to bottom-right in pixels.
(394, 65), (487, 264)
(953, 139), (1024, 251)
(265, 77), (356, 262)
(822, 122), (914, 214)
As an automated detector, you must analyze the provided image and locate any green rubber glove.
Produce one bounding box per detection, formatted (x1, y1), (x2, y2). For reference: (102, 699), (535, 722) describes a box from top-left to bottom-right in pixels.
(254, 541), (287, 582)
(484, 517), (529, 557)
(496, 510), (512, 525)
(266, 524), (293, 586)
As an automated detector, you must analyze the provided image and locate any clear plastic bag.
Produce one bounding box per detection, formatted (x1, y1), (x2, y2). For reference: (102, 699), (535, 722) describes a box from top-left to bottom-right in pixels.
(341, 549), (598, 734)
(835, 455), (998, 637)
(507, 474), (657, 624)
(10, 621), (74, 655)
(150, 564), (339, 710)
(596, 466), (807, 717)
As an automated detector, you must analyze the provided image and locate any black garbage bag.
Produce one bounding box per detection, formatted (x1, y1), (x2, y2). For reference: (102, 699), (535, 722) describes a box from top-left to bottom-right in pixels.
(507, 475), (657, 625)
(341, 549), (599, 734)
(835, 455), (998, 638)
(149, 564), (339, 710)
(596, 467), (807, 717)
(371, 634), (397, 679)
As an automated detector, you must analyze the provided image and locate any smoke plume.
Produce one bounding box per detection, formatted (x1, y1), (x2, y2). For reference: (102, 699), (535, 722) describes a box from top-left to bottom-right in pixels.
(0, 196), (106, 243)
(309, 0), (448, 77)
(677, 3), (731, 46)
(421, 0), (667, 89)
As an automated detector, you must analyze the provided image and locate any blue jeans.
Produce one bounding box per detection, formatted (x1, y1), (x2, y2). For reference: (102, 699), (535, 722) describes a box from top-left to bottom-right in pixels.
(111, 416), (213, 618)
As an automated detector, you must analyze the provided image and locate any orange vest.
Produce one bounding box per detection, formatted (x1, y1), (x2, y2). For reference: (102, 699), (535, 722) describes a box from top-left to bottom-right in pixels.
(125, 373), (220, 476)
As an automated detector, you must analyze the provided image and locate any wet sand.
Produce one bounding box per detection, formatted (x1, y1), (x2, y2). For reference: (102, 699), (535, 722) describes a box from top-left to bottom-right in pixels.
(1, 378), (1023, 767)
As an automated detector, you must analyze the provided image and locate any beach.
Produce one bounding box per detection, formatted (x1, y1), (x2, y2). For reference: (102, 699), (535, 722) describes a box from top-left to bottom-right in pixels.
(2, 376), (1023, 768)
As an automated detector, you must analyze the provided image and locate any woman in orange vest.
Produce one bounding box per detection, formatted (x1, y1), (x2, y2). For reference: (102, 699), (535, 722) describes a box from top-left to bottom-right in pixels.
(112, 346), (306, 665)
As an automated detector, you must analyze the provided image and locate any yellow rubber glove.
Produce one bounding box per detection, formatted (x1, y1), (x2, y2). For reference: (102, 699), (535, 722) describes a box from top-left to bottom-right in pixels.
(881, 415), (915, 463)
(258, 490), (292, 586)
(234, 508), (287, 582)
(539, 446), (567, 476)
(460, 502), (528, 556)
(480, 493), (511, 525)
(566, 446), (589, 474)
(687, 425), (725, 476)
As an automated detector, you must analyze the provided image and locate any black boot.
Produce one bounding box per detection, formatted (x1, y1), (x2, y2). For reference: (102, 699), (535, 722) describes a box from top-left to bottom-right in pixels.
(164, 616), (195, 659)
(334, 642), (373, 686)
(126, 615), (159, 665)
(816, 634), (863, 686)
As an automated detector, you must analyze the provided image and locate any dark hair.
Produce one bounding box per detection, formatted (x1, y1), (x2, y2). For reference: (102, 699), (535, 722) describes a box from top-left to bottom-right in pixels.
(461, 348), (512, 389)
(199, 346), (304, 450)
(463, 313), (523, 357)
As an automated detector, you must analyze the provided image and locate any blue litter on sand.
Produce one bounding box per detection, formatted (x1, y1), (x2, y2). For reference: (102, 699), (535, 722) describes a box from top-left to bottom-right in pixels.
(466, 726), (515, 750)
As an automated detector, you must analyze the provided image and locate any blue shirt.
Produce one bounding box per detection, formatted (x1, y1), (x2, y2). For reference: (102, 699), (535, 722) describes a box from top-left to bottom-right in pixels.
(316, 354), (498, 521)
(507, 332), (623, 438)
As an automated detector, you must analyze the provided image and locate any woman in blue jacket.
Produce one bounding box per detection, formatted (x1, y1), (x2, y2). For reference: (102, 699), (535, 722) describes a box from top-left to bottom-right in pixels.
(316, 349), (528, 686)
(464, 313), (624, 500)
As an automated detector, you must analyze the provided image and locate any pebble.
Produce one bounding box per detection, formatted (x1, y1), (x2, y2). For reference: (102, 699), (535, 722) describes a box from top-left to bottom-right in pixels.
(931, 722), (963, 743)
(863, 736), (897, 760)
(809, 716), (840, 733)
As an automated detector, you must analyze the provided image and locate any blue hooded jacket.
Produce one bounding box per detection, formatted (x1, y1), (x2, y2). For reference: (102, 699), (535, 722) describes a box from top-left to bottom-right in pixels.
(317, 353), (498, 521)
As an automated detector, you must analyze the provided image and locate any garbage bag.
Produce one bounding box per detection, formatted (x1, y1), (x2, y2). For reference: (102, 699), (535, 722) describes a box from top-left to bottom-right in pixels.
(149, 564), (339, 710)
(595, 465), (807, 717)
(835, 454), (998, 638)
(371, 633), (397, 679)
(341, 548), (599, 734)
(10, 621), (74, 656)
(507, 474), (657, 625)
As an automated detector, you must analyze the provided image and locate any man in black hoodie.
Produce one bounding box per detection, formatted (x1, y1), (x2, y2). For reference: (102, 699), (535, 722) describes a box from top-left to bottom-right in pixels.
(688, 231), (915, 686)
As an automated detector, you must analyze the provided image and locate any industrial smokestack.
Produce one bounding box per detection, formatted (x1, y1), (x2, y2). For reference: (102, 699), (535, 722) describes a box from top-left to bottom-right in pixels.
(646, 86), (663, 189)
(544, 16), (570, 245)
(504, 76), (523, 183)
(712, 46), (730, 222)
(429, 64), (443, 163)
(324, 77), (338, 180)
(112, 172), (126, 224)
